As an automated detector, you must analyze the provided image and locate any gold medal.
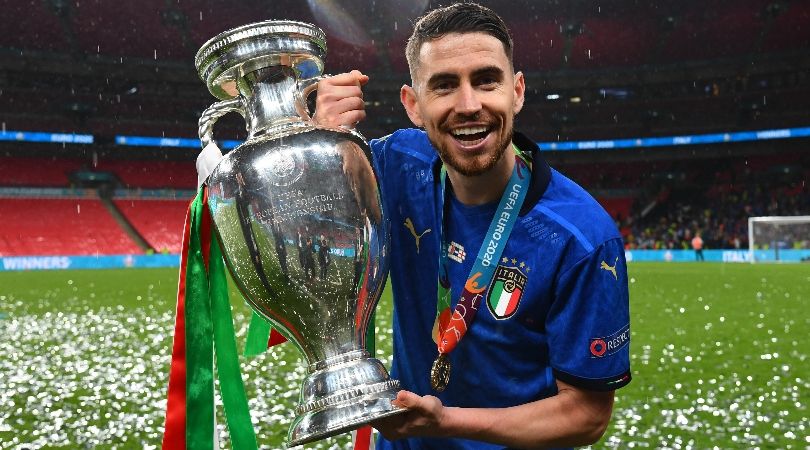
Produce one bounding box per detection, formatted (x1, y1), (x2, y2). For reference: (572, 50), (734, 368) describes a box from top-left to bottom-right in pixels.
(430, 353), (451, 392)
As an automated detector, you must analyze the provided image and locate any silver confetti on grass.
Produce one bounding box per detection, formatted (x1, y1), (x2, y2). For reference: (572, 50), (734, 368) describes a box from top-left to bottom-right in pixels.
(0, 306), (364, 449)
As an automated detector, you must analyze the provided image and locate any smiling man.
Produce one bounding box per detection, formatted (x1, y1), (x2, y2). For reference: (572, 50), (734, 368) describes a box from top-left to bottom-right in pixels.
(315, 3), (631, 449)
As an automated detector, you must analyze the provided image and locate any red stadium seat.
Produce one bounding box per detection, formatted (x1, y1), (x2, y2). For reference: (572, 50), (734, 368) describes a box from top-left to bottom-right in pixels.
(762, 1), (810, 52)
(0, 157), (85, 187)
(114, 198), (190, 253)
(71, 0), (188, 59)
(569, 16), (657, 69)
(0, 1), (70, 52)
(92, 159), (197, 189)
(0, 198), (142, 256)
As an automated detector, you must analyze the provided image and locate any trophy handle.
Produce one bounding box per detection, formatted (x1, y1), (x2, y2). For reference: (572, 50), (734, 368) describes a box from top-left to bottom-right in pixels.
(299, 75), (366, 139)
(297, 75), (327, 122)
(198, 98), (245, 149)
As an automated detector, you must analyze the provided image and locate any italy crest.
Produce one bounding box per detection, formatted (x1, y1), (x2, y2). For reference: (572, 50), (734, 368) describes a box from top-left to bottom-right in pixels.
(487, 263), (527, 320)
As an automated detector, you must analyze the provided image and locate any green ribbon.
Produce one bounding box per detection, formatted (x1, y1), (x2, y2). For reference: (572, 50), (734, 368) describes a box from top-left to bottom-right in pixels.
(185, 188), (258, 450)
(366, 311), (376, 354)
(184, 190), (214, 450)
(244, 311), (273, 357)
(210, 232), (258, 450)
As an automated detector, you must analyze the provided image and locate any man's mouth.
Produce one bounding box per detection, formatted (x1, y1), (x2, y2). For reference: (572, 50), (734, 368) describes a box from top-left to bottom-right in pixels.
(450, 126), (491, 146)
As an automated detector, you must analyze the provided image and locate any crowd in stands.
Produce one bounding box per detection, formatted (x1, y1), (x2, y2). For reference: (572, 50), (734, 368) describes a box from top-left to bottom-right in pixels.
(622, 155), (808, 250)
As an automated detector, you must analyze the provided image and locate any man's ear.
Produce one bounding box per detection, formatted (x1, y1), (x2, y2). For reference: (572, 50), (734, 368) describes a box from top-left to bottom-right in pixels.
(513, 71), (526, 115)
(400, 84), (424, 127)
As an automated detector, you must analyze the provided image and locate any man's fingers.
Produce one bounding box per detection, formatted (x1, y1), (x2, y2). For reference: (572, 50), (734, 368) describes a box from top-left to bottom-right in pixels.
(324, 71), (368, 87)
(324, 95), (364, 113)
(316, 110), (364, 129)
(318, 84), (364, 101)
(336, 110), (366, 128)
(313, 71), (368, 127)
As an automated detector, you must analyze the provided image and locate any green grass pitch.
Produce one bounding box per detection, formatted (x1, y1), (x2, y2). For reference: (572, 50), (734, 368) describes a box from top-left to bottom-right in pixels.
(0, 262), (808, 449)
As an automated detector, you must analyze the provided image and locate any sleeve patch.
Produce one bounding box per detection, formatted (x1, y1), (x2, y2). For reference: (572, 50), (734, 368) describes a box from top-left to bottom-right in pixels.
(589, 323), (630, 358)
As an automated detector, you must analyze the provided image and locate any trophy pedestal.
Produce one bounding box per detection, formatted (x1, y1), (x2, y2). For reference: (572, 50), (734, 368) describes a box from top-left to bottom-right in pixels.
(288, 351), (406, 447)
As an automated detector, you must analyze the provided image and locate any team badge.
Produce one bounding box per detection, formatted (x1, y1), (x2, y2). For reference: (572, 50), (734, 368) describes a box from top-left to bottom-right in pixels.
(487, 262), (527, 320)
(447, 241), (466, 263)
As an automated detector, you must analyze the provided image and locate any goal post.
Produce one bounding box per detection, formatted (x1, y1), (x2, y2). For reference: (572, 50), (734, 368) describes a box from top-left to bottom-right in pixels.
(748, 216), (810, 263)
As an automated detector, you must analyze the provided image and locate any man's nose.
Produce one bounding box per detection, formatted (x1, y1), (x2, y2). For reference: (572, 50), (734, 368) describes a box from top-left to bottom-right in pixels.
(454, 83), (482, 115)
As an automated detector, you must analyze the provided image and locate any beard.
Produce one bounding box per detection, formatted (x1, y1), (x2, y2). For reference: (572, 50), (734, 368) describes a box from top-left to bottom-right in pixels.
(427, 114), (514, 177)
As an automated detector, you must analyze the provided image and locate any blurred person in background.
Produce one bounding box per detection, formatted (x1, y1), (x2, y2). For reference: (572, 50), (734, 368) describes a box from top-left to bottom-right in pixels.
(691, 232), (705, 261)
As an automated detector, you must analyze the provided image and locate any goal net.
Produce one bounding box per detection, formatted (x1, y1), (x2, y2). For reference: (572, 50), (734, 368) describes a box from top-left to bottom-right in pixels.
(748, 216), (810, 263)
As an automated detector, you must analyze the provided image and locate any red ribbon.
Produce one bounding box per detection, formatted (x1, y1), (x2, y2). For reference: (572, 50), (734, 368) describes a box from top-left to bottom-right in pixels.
(161, 202), (192, 450)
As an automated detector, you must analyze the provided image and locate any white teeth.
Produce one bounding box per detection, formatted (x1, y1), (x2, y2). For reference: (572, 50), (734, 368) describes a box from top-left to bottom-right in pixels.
(452, 126), (488, 137)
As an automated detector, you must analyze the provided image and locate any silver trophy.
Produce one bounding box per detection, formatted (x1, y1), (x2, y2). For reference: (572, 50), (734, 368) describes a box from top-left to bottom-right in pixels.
(195, 21), (403, 447)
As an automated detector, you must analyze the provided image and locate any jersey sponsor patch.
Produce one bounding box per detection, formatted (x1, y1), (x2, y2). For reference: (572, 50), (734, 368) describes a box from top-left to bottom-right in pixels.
(447, 241), (466, 263)
(487, 263), (527, 319)
(600, 256), (619, 280)
(404, 217), (431, 254)
(590, 323), (630, 358)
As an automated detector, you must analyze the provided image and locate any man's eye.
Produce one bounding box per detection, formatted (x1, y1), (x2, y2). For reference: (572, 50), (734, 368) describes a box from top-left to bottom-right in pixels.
(478, 77), (499, 87)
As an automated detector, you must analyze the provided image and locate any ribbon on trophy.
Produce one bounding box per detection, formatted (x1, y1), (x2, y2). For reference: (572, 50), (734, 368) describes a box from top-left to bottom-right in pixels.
(243, 311), (289, 356)
(161, 186), (258, 450)
(163, 185), (378, 450)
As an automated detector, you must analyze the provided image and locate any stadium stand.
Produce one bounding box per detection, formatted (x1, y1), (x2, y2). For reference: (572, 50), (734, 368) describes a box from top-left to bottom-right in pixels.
(0, 0), (807, 257)
(113, 199), (189, 253)
(762, 1), (810, 52)
(569, 15), (657, 69)
(0, 156), (86, 187)
(0, 198), (142, 256)
(92, 160), (196, 189)
(71, 0), (188, 60)
(619, 151), (809, 250)
(0, 0), (70, 52)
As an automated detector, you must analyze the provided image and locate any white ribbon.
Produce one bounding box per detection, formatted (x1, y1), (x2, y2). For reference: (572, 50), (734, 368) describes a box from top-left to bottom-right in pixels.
(196, 142), (224, 188)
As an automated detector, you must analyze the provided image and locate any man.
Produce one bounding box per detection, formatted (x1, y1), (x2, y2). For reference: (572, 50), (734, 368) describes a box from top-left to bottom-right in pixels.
(315, 4), (631, 449)
(691, 232), (704, 261)
(318, 234), (331, 279)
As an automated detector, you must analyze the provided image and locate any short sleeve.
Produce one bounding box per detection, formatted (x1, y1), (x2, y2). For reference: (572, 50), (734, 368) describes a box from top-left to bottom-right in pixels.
(369, 136), (388, 180)
(547, 237), (631, 391)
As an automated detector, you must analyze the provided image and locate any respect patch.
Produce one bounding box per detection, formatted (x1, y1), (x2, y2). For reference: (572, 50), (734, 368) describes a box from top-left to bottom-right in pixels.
(589, 324), (630, 358)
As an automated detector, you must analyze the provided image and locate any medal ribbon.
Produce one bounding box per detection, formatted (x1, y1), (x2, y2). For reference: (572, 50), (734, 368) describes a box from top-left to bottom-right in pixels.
(434, 146), (530, 355)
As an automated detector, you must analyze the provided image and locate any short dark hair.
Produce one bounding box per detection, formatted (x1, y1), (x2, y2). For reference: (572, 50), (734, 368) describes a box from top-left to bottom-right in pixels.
(405, 2), (514, 80)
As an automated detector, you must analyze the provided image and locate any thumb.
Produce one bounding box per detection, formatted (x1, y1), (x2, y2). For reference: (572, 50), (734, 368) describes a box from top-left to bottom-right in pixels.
(392, 390), (421, 408)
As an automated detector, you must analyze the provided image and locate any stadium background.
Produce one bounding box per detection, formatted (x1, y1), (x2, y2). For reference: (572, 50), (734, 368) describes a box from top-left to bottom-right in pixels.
(0, 0), (808, 448)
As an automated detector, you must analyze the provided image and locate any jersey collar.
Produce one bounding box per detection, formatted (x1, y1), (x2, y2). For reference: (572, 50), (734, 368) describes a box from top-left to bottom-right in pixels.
(513, 131), (551, 216)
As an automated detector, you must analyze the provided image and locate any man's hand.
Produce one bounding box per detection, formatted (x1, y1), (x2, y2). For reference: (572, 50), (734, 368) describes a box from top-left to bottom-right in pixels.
(313, 70), (369, 128)
(369, 380), (614, 449)
(371, 390), (447, 441)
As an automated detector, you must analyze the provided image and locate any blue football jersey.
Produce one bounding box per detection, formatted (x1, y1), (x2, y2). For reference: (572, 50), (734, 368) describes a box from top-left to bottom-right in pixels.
(370, 129), (631, 450)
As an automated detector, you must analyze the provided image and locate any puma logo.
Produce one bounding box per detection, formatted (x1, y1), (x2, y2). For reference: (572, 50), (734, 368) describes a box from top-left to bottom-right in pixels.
(404, 218), (431, 254)
(600, 257), (619, 280)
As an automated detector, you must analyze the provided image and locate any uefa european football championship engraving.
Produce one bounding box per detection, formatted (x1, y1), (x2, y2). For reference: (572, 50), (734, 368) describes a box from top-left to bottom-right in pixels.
(194, 20), (403, 447)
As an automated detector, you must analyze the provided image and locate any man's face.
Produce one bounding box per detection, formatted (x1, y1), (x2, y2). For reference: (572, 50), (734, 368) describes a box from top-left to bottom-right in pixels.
(401, 32), (525, 177)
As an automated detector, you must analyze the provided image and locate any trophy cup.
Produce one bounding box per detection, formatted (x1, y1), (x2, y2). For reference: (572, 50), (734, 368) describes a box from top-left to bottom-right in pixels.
(195, 21), (404, 447)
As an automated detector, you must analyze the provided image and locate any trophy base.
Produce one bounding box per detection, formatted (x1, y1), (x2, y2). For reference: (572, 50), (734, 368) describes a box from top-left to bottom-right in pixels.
(287, 351), (406, 447)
